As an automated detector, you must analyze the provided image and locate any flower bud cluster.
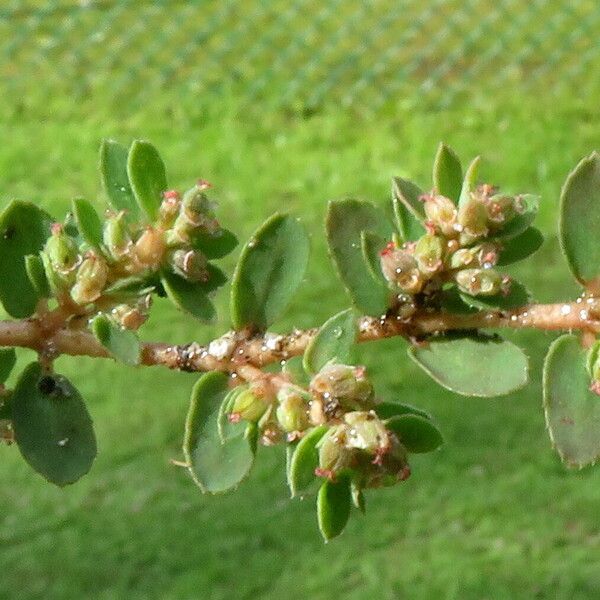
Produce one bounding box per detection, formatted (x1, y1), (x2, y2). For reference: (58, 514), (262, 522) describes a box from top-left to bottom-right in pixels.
(228, 363), (412, 488)
(380, 185), (525, 305)
(39, 181), (227, 329)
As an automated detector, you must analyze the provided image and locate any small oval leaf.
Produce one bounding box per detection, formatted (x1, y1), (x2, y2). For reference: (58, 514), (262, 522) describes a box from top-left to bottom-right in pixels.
(25, 254), (50, 298)
(386, 414), (443, 453)
(191, 228), (238, 260)
(72, 197), (103, 251)
(360, 230), (387, 284)
(303, 309), (356, 375)
(127, 140), (168, 222)
(433, 143), (462, 203)
(326, 199), (392, 315)
(496, 227), (544, 266)
(543, 334), (600, 468)
(559, 152), (600, 289)
(288, 425), (328, 497)
(374, 401), (431, 420)
(392, 177), (425, 242)
(458, 156), (480, 207)
(317, 473), (352, 541)
(91, 314), (141, 366)
(99, 139), (141, 222)
(409, 334), (529, 397)
(231, 213), (309, 330)
(184, 371), (256, 493)
(12, 363), (97, 486)
(0, 201), (52, 317)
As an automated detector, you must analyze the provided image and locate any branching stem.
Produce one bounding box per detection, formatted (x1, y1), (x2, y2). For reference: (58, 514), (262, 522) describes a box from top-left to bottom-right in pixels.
(0, 300), (597, 382)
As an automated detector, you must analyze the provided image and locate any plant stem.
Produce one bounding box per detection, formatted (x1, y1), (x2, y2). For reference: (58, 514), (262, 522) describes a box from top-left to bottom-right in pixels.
(0, 300), (597, 378)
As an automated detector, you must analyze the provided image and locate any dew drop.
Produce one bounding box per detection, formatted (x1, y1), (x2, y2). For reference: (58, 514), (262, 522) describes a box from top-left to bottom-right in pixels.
(560, 305), (572, 316)
(580, 309), (590, 321)
(332, 327), (343, 339)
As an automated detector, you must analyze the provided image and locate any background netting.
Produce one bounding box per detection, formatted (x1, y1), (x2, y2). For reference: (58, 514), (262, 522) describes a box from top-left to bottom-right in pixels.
(1, 0), (599, 115)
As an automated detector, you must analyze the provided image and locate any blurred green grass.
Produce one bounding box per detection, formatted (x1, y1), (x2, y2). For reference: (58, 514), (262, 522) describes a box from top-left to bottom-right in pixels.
(1, 99), (600, 599)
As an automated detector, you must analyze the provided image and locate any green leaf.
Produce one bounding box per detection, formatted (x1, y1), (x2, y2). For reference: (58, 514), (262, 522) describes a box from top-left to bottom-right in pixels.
(0, 348), (16, 384)
(12, 362), (97, 486)
(433, 142), (462, 203)
(360, 230), (387, 284)
(231, 213), (309, 330)
(102, 276), (155, 301)
(303, 309), (356, 375)
(317, 472), (352, 541)
(71, 197), (103, 251)
(91, 314), (141, 366)
(559, 152), (600, 289)
(392, 177), (425, 242)
(493, 194), (539, 239)
(183, 371), (256, 493)
(127, 140), (168, 222)
(0, 201), (52, 318)
(25, 254), (50, 298)
(458, 156), (480, 207)
(217, 387), (245, 443)
(385, 414), (443, 453)
(496, 227), (544, 266)
(161, 266), (226, 322)
(439, 287), (479, 315)
(459, 280), (530, 311)
(281, 356), (310, 387)
(191, 228), (238, 260)
(542, 333), (600, 468)
(287, 425), (328, 497)
(374, 401), (431, 420)
(326, 199), (392, 315)
(99, 139), (142, 222)
(409, 334), (529, 397)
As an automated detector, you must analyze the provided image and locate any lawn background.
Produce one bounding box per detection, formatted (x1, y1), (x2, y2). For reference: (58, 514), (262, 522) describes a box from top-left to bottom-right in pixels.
(1, 4), (600, 598)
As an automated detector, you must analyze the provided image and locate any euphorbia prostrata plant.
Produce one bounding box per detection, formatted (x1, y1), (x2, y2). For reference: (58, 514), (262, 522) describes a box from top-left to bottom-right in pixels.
(0, 140), (599, 540)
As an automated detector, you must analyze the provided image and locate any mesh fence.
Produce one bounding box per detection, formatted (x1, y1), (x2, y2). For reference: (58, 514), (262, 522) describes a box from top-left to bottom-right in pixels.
(1, 0), (599, 116)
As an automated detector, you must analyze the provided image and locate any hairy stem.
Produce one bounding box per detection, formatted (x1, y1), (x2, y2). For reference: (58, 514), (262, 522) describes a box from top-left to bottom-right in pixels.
(0, 300), (597, 378)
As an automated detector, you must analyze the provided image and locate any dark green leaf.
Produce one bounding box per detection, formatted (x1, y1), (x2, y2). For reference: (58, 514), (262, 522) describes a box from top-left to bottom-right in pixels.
(409, 334), (529, 397)
(91, 314), (141, 366)
(287, 425), (328, 497)
(99, 139), (142, 222)
(459, 280), (530, 311)
(392, 177), (425, 242)
(493, 194), (539, 239)
(458, 156), (480, 207)
(386, 414), (443, 453)
(25, 254), (50, 298)
(326, 199), (392, 315)
(127, 140), (168, 222)
(12, 362), (97, 486)
(162, 266), (226, 322)
(0, 201), (52, 317)
(0, 393), (12, 420)
(303, 309), (356, 375)
(231, 213), (309, 330)
(191, 228), (238, 260)
(0, 348), (16, 384)
(559, 152), (600, 289)
(71, 197), (103, 251)
(317, 472), (352, 541)
(543, 334), (600, 468)
(183, 371), (256, 493)
(439, 287), (479, 315)
(360, 230), (387, 284)
(496, 227), (544, 266)
(374, 401), (431, 420)
(433, 143), (462, 203)
(102, 276), (155, 301)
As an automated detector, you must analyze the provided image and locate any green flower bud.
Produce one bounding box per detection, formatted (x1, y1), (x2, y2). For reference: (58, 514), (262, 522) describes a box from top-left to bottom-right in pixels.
(414, 234), (444, 277)
(275, 385), (310, 433)
(111, 296), (151, 330)
(134, 227), (165, 267)
(457, 199), (488, 244)
(70, 254), (109, 305)
(423, 194), (458, 237)
(379, 247), (423, 294)
(473, 243), (499, 269)
(317, 425), (353, 475)
(449, 248), (476, 269)
(103, 212), (132, 260)
(174, 185), (220, 240)
(344, 411), (389, 453)
(310, 363), (374, 414)
(230, 389), (268, 423)
(169, 249), (209, 283)
(486, 194), (517, 227)
(158, 191), (181, 229)
(41, 224), (80, 292)
(455, 268), (501, 296)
